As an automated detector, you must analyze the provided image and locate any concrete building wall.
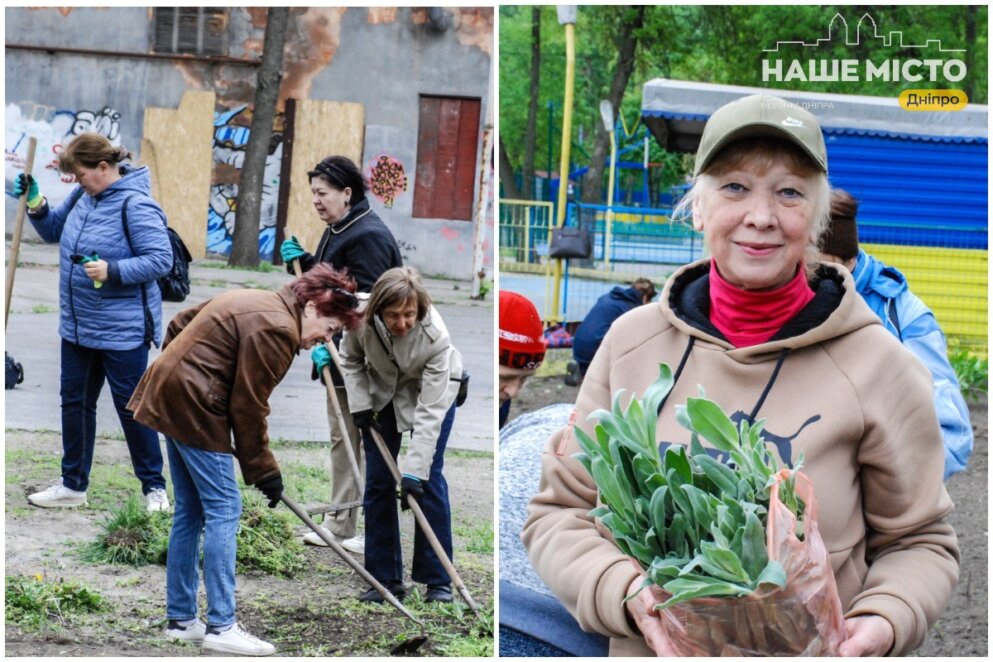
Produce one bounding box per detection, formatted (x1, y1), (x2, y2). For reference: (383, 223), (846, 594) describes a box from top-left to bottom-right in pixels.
(5, 6), (492, 279)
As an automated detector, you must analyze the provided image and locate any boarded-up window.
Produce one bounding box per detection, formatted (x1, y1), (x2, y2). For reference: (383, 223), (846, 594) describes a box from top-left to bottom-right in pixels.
(152, 7), (228, 56)
(412, 95), (481, 221)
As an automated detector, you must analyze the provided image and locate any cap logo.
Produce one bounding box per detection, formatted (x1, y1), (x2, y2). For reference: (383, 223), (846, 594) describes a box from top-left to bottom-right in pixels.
(781, 116), (804, 128)
(499, 329), (539, 344)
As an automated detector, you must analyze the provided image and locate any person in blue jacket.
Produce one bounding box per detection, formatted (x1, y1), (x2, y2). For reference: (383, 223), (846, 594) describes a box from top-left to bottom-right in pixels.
(17, 132), (173, 511)
(820, 188), (973, 479)
(566, 278), (656, 385)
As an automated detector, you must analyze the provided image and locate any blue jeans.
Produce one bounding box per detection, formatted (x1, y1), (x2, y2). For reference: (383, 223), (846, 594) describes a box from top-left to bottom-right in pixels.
(363, 402), (455, 587)
(165, 436), (242, 628)
(60, 339), (165, 493)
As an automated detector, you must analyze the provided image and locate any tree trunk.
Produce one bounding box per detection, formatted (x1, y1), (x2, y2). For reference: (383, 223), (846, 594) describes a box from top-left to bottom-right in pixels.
(229, 7), (289, 267)
(522, 6), (541, 199)
(580, 6), (645, 205)
(499, 138), (522, 199)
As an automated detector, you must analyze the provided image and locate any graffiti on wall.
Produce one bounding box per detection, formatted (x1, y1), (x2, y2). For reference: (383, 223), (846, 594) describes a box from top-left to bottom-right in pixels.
(5, 102), (124, 206)
(208, 105), (283, 260)
(367, 154), (408, 209)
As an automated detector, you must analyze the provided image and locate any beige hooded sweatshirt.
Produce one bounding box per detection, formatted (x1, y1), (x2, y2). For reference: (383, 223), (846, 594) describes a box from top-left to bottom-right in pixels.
(522, 260), (959, 656)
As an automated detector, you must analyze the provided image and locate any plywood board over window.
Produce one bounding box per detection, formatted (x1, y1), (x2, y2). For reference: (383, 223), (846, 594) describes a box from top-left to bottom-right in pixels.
(413, 95), (481, 221)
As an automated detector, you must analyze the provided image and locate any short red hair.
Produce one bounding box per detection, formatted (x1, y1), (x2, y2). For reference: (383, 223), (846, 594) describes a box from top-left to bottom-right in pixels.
(289, 263), (363, 330)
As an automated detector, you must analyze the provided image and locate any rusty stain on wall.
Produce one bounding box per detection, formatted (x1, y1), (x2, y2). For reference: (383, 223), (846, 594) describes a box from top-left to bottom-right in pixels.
(453, 8), (493, 56)
(367, 7), (398, 24)
(281, 7), (347, 101)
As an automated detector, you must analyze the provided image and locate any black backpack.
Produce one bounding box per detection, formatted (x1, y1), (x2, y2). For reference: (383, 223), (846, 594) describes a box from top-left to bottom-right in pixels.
(5, 352), (24, 390)
(121, 195), (192, 302)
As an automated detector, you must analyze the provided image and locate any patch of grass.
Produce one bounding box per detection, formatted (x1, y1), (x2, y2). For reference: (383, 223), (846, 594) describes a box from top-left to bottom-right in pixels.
(200, 260), (283, 273)
(31, 303), (56, 313)
(949, 347), (988, 402)
(242, 280), (275, 291)
(80, 496), (171, 566)
(5, 575), (107, 630)
(279, 460), (334, 505)
(454, 521), (494, 554)
(536, 347), (571, 378)
(237, 492), (308, 577)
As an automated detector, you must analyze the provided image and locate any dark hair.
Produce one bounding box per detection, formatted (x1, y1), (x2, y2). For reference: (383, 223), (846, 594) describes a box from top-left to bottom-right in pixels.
(365, 267), (432, 324)
(820, 188), (861, 261)
(308, 155), (367, 204)
(631, 278), (657, 302)
(289, 263), (363, 330)
(58, 133), (131, 174)
(830, 188), (859, 223)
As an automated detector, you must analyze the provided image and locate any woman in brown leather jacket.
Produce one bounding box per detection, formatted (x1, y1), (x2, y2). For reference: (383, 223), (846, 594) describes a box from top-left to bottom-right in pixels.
(128, 264), (362, 656)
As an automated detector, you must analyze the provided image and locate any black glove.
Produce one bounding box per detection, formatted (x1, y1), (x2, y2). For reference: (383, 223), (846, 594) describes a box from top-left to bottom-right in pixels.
(352, 409), (380, 434)
(399, 474), (425, 511)
(255, 474), (283, 508)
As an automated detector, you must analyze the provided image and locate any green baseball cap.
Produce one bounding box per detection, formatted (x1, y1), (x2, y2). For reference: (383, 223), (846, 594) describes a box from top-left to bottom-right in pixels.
(694, 94), (828, 176)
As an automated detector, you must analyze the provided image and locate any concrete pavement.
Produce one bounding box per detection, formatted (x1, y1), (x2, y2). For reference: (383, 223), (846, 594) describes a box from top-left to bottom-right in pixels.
(4, 241), (495, 453)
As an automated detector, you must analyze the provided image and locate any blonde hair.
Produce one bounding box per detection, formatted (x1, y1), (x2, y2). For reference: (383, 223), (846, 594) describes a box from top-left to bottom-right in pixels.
(58, 133), (131, 174)
(673, 138), (830, 276)
(365, 267), (432, 324)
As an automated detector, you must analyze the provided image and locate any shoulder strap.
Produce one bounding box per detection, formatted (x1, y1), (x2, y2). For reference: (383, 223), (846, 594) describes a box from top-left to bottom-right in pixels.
(120, 194), (152, 345)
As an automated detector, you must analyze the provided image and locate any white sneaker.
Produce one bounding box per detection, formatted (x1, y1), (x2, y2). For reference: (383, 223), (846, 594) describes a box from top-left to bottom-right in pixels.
(28, 479), (87, 508)
(202, 622), (275, 656)
(341, 533), (365, 554)
(301, 525), (336, 547)
(165, 619), (206, 642)
(146, 488), (171, 513)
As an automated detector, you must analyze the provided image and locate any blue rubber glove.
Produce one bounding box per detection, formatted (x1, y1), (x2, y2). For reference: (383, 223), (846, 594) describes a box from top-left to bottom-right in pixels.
(399, 474), (424, 511)
(311, 345), (332, 374)
(280, 235), (307, 263)
(13, 174), (43, 209)
(79, 253), (104, 288)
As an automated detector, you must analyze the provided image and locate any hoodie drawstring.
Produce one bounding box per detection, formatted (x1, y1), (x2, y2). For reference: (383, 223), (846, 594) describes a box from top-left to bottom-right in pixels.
(657, 336), (696, 416)
(747, 348), (790, 423)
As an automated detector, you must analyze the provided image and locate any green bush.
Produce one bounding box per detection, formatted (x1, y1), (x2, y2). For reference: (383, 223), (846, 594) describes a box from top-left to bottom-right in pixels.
(81, 496), (171, 566)
(949, 348), (988, 402)
(5, 575), (106, 630)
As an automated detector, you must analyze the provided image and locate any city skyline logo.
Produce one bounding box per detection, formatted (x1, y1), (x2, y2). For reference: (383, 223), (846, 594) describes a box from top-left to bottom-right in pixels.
(761, 12), (968, 85)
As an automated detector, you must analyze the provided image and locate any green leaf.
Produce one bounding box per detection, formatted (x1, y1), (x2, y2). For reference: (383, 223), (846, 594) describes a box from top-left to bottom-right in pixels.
(663, 445), (693, 484)
(572, 426), (601, 462)
(658, 575), (751, 609)
(649, 484), (670, 539)
(588, 506), (610, 520)
(683, 397), (739, 451)
(694, 454), (739, 496)
(699, 540), (751, 584)
(642, 363), (675, 420)
(571, 452), (593, 476)
(681, 484), (715, 534)
(740, 510), (768, 580)
(753, 560), (787, 589)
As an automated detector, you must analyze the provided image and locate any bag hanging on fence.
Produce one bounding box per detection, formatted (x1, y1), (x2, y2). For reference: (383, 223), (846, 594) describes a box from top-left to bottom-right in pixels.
(549, 227), (592, 259)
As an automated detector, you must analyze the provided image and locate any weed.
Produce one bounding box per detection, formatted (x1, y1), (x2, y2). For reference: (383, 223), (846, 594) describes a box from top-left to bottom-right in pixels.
(237, 492), (307, 577)
(81, 497), (171, 566)
(5, 575), (107, 630)
(31, 304), (56, 314)
(949, 348), (988, 402)
(454, 522), (494, 554)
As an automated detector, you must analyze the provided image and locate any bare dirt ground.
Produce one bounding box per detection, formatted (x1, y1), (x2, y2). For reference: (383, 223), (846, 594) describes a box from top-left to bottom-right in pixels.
(508, 350), (988, 657)
(4, 430), (494, 657)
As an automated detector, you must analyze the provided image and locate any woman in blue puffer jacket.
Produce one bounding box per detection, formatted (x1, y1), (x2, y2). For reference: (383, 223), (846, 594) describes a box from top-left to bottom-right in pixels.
(18, 132), (173, 512)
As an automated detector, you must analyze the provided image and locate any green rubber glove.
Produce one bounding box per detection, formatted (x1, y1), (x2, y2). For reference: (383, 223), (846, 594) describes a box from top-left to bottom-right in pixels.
(310, 345), (332, 373)
(280, 235), (306, 264)
(14, 174), (43, 209)
(80, 253), (103, 288)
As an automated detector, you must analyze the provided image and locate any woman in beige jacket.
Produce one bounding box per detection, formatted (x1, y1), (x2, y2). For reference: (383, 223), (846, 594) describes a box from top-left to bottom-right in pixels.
(340, 267), (464, 604)
(522, 95), (958, 656)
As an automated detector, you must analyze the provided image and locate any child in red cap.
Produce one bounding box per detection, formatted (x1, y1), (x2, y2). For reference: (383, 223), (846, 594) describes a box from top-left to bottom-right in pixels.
(498, 291), (546, 428)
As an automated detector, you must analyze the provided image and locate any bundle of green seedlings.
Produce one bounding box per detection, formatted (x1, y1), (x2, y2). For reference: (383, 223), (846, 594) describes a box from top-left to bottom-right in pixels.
(573, 364), (806, 610)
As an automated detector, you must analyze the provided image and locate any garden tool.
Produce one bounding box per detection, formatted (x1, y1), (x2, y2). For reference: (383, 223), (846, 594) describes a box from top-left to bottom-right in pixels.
(5, 137), (38, 390)
(280, 494), (423, 628)
(320, 337), (485, 621)
(365, 425), (484, 621)
(291, 257), (363, 498)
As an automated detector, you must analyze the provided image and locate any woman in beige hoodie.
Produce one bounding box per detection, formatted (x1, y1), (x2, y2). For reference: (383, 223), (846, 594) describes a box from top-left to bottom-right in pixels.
(523, 95), (958, 657)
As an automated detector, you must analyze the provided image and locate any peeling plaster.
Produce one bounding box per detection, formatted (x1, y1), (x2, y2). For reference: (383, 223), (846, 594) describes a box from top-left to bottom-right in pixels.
(367, 7), (398, 24)
(281, 7), (347, 101)
(453, 8), (493, 56)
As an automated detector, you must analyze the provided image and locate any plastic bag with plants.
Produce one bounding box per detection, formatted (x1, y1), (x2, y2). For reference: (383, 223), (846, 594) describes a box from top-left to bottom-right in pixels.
(572, 364), (846, 656)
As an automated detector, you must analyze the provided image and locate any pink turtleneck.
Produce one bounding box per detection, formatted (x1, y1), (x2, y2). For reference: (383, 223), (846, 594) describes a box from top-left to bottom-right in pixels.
(708, 261), (815, 347)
